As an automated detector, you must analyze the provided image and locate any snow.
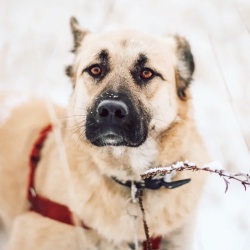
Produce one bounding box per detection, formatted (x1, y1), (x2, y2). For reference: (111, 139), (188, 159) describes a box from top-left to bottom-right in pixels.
(201, 161), (224, 171)
(143, 161), (223, 175)
(144, 161), (196, 174)
(1, 0), (250, 249)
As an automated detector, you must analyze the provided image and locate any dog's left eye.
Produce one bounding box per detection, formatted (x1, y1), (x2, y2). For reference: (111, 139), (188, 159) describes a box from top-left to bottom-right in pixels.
(140, 68), (155, 80)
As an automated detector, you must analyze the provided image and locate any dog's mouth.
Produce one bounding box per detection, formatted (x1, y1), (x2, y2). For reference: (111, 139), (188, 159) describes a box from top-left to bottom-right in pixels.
(91, 128), (125, 146)
(85, 91), (149, 147)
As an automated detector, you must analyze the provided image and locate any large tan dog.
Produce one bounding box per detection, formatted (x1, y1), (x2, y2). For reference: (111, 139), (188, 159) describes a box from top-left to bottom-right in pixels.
(0, 18), (209, 250)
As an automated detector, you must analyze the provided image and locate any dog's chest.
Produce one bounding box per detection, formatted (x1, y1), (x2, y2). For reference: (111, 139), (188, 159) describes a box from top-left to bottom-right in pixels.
(72, 173), (182, 243)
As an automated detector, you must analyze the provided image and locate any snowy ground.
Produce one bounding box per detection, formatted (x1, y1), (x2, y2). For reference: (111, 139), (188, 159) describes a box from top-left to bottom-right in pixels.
(0, 0), (250, 249)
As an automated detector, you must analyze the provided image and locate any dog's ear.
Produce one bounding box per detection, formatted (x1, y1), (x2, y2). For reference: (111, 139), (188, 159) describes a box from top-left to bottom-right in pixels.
(173, 35), (195, 100)
(70, 17), (89, 53)
(65, 65), (73, 78)
(66, 17), (89, 81)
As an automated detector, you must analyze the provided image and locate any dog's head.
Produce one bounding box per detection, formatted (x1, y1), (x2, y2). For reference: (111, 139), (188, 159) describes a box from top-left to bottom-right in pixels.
(66, 17), (194, 148)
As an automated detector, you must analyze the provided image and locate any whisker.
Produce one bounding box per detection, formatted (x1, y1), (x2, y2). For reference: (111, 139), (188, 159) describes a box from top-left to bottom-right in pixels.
(76, 124), (96, 148)
(69, 105), (86, 110)
(66, 119), (86, 128)
(77, 129), (86, 146)
(152, 118), (170, 125)
(73, 122), (95, 140)
(66, 121), (86, 136)
(71, 125), (84, 135)
(58, 115), (87, 120)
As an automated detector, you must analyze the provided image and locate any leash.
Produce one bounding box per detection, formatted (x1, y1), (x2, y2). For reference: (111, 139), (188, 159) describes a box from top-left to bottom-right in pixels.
(114, 167), (191, 250)
(139, 189), (152, 250)
(131, 182), (139, 250)
(139, 189), (162, 250)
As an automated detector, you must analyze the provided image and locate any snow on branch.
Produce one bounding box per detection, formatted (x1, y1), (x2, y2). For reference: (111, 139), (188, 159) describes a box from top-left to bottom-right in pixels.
(141, 161), (250, 193)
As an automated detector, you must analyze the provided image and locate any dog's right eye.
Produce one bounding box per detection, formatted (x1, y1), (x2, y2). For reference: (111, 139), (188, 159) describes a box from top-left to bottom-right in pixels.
(141, 68), (154, 80)
(88, 65), (102, 77)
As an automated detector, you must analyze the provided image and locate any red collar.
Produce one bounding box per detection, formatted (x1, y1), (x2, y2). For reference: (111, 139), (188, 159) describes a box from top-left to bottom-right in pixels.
(27, 124), (161, 249)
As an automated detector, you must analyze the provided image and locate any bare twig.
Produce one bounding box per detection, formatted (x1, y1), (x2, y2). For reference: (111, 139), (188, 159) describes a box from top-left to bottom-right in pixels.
(141, 161), (250, 193)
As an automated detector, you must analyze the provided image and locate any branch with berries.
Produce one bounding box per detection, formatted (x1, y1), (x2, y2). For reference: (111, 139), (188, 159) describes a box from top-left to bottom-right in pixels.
(141, 161), (250, 193)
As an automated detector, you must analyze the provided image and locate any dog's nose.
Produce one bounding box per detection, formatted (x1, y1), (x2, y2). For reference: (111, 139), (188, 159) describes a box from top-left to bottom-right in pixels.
(97, 100), (129, 123)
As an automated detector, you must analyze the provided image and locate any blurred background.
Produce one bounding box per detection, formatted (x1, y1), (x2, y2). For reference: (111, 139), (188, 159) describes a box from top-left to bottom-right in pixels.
(0, 0), (249, 249)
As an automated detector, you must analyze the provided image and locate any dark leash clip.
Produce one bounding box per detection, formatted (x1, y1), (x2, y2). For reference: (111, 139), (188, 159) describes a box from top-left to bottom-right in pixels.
(162, 178), (191, 189)
(144, 178), (191, 190)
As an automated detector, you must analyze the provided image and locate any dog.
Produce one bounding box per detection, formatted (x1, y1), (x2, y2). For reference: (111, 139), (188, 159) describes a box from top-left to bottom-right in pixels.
(0, 17), (210, 250)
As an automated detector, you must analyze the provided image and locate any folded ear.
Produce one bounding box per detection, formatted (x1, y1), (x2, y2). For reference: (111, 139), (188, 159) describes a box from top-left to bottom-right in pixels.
(174, 35), (195, 100)
(70, 17), (89, 53)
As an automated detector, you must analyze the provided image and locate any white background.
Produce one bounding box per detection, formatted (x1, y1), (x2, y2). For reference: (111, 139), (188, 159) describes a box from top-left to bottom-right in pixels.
(0, 0), (250, 249)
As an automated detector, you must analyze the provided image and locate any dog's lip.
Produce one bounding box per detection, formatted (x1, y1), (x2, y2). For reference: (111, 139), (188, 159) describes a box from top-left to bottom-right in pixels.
(91, 130), (125, 146)
(101, 131), (123, 143)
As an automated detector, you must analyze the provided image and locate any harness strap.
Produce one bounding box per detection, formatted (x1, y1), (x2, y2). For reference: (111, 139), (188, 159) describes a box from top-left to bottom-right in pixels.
(28, 124), (52, 195)
(143, 236), (162, 250)
(27, 124), (90, 229)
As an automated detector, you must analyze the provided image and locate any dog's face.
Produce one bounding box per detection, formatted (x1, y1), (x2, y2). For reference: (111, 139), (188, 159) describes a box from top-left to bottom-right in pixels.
(66, 18), (194, 149)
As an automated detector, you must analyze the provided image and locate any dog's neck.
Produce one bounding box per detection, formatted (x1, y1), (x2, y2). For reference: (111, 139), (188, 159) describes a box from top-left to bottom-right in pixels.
(89, 136), (159, 181)
(66, 116), (193, 182)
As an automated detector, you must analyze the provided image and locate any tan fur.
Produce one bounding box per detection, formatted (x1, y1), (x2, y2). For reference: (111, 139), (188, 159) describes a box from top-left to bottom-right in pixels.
(0, 21), (210, 250)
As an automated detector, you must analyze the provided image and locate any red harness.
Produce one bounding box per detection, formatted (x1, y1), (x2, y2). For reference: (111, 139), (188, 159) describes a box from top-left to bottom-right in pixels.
(28, 125), (161, 249)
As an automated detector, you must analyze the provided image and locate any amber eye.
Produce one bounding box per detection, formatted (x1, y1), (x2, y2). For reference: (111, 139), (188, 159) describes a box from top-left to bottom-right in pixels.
(140, 68), (154, 80)
(89, 65), (102, 77)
